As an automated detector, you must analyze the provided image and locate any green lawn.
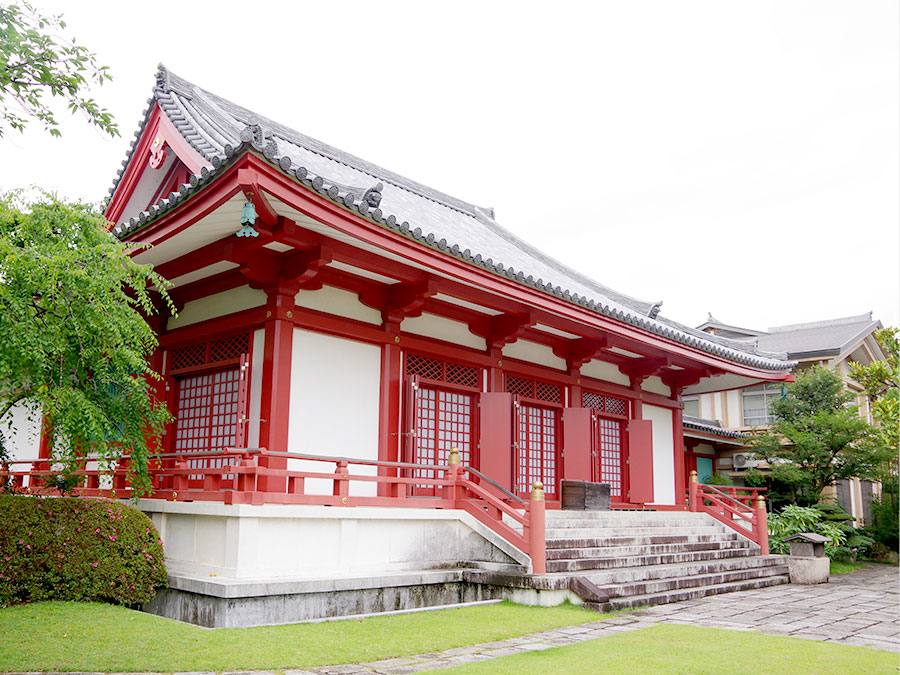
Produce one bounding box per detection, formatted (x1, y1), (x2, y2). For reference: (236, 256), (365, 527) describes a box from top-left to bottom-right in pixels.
(831, 560), (868, 574)
(0, 600), (601, 672)
(441, 624), (900, 675)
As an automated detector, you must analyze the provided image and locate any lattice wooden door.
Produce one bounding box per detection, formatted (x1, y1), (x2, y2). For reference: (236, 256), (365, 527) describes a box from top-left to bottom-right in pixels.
(411, 383), (476, 494)
(514, 399), (559, 497)
(173, 354), (249, 484)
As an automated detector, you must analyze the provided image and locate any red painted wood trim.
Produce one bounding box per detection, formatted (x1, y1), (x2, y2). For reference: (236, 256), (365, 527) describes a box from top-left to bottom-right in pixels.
(105, 106), (209, 224)
(128, 153), (791, 382)
(672, 405), (686, 506)
(562, 407), (592, 481)
(627, 419), (654, 504)
(377, 338), (402, 491)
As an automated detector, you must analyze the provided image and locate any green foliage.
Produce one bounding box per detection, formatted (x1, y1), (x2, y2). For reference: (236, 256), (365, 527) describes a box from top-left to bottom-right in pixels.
(0, 192), (173, 495)
(812, 501), (854, 523)
(849, 327), (899, 486)
(705, 472), (734, 486)
(749, 366), (879, 500)
(869, 492), (899, 551)
(0, 2), (117, 137)
(0, 495), (166, 606)
(767, 505), (846, 558)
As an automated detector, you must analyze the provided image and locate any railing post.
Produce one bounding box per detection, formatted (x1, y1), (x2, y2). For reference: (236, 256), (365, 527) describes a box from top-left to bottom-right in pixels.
(529, 481), (546, 575)
(444, 447), (464, 503)
(756, 495), (769, 555)
(174, 458), (190, 493)
(333, 460), (350, 503)
(688, 470), (698, 512)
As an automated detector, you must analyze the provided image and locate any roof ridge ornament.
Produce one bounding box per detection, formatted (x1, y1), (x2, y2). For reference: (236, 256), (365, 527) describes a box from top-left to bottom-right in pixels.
(649, 301), (663, 319)
(240, 117), (277, 156)
(154, 64), (170, 94)
(363, 182), (383, 209)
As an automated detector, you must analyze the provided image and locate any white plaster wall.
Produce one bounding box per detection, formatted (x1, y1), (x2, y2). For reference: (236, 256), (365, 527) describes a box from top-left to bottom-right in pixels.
(1, 401), (42, 461)
(288, 329), (381, 496)
(502, 340), (567, 371)
(294, 285), (382, 325)
(581, 359), (630, 386)
(726, 390), (741, 428)
(402, 313), (486, 351)
(642, 376), (671, 398)
(246, 328), (265, 448)
(140, 502), (524, 579)
(167, 286), (266, 330)
(643, 404), (675, 505)
(698, 393), (713, 420)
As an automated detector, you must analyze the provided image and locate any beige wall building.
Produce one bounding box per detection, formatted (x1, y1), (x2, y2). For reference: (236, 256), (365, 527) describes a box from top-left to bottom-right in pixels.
(686, 312), (885, 525)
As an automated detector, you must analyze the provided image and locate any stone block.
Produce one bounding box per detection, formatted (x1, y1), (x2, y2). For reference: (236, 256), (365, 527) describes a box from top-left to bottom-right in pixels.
(788, 557), (830, 585)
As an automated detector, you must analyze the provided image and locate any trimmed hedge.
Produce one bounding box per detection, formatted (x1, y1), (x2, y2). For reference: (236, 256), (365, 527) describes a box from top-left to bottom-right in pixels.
(0, 495), (166, 606)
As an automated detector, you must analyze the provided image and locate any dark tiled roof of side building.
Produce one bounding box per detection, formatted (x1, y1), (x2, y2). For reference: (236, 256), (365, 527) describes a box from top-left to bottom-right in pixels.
(754, 313), (882, 359)
(108, 65), (794, 373)
(682, 416), (746, 440)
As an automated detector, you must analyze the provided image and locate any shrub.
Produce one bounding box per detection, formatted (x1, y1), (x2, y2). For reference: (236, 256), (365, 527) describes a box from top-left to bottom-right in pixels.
(767, 505), (846, 558)
(0, 495), (166, 606)
(870, 493), (899, 551)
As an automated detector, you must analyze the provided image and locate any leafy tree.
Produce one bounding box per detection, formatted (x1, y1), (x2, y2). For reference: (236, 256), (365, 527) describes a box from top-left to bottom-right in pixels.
(0, 2), (117, 137)
(848, 327), (899, 551)
(848, 327), (899, 464)
(749, 366), (879, 501)
(0, 191), (172, 496)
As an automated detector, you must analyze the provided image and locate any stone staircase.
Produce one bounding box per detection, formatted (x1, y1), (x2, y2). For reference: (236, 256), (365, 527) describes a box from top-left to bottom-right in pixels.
(544, 510), (789, 611)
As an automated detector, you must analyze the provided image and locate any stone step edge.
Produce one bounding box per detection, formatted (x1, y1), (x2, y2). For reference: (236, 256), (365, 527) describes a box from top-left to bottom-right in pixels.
(579, 556), (789, 586)
(590, 575), (790, 612)
(596, 565), (790, 599)
(545, 550), (761, 572)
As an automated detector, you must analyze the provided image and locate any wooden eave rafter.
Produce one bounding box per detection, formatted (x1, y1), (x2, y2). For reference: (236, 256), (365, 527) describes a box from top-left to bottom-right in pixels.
(130, 151), (792, 384)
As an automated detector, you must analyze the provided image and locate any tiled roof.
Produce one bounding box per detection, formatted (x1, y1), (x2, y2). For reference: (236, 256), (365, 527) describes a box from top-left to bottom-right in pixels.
(754, 313), (881, 359)
(108, 65), (795, 373)
(683, 416), (746, 440)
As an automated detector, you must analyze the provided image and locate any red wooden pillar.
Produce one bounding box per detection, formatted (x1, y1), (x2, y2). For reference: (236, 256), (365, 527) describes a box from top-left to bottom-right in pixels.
(672, 387), (687, 506)
(257, 287), (294, 493)
(487, 348), (503, 392)
(377, 325), (402, 496)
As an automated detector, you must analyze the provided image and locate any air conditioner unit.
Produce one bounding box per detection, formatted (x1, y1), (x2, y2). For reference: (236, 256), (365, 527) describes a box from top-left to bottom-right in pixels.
(732, 453), (760, 469)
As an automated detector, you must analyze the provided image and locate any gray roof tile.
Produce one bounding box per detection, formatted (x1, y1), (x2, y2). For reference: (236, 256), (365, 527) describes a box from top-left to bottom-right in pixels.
(109, 65), (795, 373)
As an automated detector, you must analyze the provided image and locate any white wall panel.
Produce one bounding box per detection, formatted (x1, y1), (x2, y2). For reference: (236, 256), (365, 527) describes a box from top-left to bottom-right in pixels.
(642, 376), (671, 397)
(581, 359), (630, 386)
(3, 401), (42, 461)
(502, 340), (567, 371)
(294, 286), (382, 325)
(246, 328), (265, 448)
(288, 329), (381, 496)
(167, 286), (266, 330)
(402, 313), (486, 351)
(643, 404), (675, 505)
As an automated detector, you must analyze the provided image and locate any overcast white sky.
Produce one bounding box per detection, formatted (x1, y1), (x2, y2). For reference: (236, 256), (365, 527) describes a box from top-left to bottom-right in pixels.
(2, 1), (898, 330)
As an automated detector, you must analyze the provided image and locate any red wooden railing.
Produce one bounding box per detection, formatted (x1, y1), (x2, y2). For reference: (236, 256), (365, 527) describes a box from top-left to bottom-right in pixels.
(688, 471), (769, 555)
(0, 448), (547, 574)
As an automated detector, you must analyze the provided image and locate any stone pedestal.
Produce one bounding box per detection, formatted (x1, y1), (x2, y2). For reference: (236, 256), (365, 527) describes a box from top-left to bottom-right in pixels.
(787, 556), (830, 584)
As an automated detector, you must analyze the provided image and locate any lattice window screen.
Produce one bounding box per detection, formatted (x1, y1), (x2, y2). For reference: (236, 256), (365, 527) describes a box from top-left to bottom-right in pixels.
(505, 375), (562, 404)
(583, 391), (628, 416)
(171, 334), (250, 373)
(405, 353), (480, 389)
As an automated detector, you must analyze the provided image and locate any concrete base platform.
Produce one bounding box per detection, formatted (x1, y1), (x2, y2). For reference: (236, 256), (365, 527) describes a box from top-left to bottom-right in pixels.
(144, 570), (509, 628)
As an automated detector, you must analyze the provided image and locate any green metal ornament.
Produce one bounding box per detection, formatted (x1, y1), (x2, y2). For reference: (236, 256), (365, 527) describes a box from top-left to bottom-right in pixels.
(236, 199), (259, 237)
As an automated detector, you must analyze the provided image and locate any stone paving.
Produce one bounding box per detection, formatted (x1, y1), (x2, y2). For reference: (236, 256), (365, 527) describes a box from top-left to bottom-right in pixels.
(23, 565), (899, 675)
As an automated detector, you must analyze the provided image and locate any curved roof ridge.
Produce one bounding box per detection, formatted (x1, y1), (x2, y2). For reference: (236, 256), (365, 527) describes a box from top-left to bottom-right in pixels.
(109, 65), (795, 374)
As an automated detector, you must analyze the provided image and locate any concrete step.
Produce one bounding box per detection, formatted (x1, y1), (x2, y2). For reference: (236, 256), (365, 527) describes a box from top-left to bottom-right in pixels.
(545, 516), (718, 529)
(580, 555), (788, 586)
(545, 541), (758, 570)
(588, 574), (790, 612)
(546, 532), (745, 552)
(546, 545), (760, 572)
(545, 525), (733, 539)
(595, 560), (789, 598)
(546, 510), (709, 521)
